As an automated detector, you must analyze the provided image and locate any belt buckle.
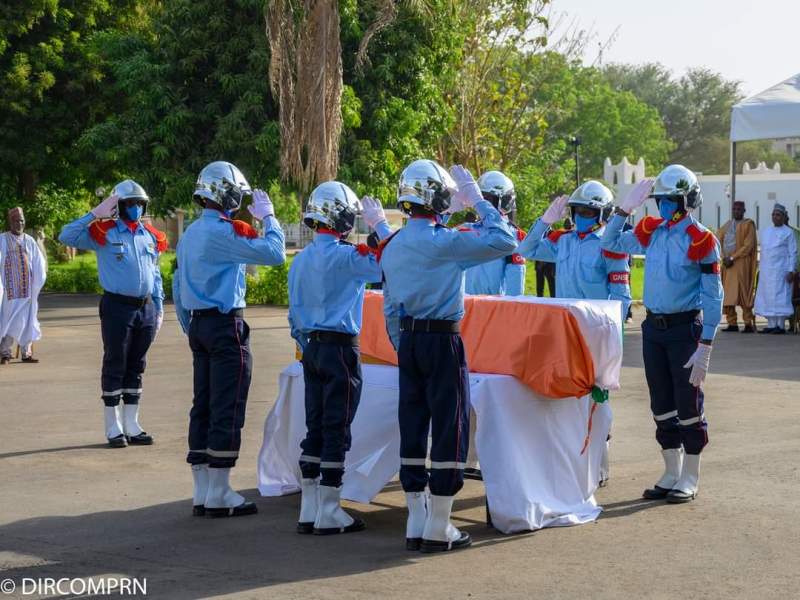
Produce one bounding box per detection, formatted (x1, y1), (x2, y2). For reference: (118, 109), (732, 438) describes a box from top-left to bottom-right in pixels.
(654, 315), (668, 330)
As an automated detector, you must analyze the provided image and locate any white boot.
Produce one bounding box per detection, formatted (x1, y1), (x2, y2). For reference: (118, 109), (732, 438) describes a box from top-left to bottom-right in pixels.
(420, 494), (471, 553)
(405, 491), (428, 550)
(122, 404), (144, 436)
(104, 406), (124, 443)
(191, 465), (209, 516)
(667, 453), (701, 503)
(122, 404), (153, 444)
(643, 448), (684, 499)
(204, 467), (257, 517)
(313, 485), (365, 535)
(297, 477), (319, 533)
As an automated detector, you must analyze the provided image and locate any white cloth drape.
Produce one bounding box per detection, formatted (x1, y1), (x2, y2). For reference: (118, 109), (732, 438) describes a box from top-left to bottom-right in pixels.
(0, 232), (47, 347)
(258, 362), (612, 533)
(755, 226), (797, 317)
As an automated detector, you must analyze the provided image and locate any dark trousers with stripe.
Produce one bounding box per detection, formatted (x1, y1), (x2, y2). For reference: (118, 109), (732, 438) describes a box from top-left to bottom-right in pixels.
(398, 330), (470, 496)
(642, 318), (708, 455)
(99, 294), (156, 407)
(187, 312), (252, 468)
(299, 340), (362, 487)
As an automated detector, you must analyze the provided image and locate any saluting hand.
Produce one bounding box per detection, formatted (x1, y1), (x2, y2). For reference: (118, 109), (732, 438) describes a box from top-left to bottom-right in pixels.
(619, 178), (655, 215)
(449, 165), (483, 210)
(361, 196), (387, 229)
(542, 195), (569, 225)
(248, 189), (274, 221)
(91, 193), (119, 219)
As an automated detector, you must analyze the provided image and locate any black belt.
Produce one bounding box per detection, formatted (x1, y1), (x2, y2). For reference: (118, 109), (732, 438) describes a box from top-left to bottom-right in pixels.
(309, 330), (359, 346)
(400, 317), (460, 333)
(645, 309), (700, 330)
(191, 307), (244, 318)
(104, 291), (151, 308)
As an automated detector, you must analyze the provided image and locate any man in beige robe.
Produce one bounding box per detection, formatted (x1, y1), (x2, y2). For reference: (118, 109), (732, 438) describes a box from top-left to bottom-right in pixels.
(717, 200), (757, 332)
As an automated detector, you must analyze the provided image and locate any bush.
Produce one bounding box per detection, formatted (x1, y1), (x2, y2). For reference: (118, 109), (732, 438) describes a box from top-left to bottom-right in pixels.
(246, 261), (290, 306)
(44, 259), (103, 294)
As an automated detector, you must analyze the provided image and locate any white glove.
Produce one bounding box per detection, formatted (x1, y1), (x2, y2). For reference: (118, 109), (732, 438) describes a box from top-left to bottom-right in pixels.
(361, 196), (386, 230)
(449, 165), (483, 209)
(247, 189), (274, 221)
(156, 312), (163, 333)
(619, 178), (655, 214)
(542, 195), (569, 225)
(683, 343), (712, 388)
(91, 194), (119, 219)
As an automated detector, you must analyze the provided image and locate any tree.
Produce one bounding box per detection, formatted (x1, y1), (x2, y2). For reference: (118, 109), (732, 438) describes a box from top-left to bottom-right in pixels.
(0, 0), (138, 200)
(79, 0), (286, 215)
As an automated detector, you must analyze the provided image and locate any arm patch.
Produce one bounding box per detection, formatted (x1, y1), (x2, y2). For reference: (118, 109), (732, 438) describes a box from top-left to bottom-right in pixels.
(608, 271), (630, 284)
(505, 253), (525, 265)
(700, 262), (721, 275)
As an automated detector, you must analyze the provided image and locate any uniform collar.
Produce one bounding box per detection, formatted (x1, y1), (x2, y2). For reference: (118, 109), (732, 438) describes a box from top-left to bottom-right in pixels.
(577, 223), (604, 240)
(202, 208), (224, 218)
(116, 219), (143, 234)
(408, 216), (436, 227)
(314, 231), (339, 243)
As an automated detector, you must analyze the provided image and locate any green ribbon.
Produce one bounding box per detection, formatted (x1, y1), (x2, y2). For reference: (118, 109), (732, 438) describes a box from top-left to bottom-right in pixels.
(591, 386), (609, 404)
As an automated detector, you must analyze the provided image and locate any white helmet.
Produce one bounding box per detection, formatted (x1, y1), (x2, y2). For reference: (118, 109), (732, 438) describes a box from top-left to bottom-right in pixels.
(650, 164), (703, 209)
(303, 181), (361, 235)
(478, 170), (516, 215)
(193, 161), (252, 212)
(568, 180), (614, 221)
(397, 159), (457, 215)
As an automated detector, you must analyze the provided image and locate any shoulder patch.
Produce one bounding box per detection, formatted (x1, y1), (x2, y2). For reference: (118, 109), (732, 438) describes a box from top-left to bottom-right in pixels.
(88, 220), (116, 246)
(546, 229), (572, 244)
(602, 249), (629, 260)
(143, 223), (169, 252)
(686, 223), (717, 261)
(634, 216), (665, 247)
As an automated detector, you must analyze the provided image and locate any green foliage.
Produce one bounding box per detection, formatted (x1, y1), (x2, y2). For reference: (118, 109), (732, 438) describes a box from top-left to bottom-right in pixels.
(245, 261), (291, 306)
(78, 0), (281, 214)
(0, 0), (139, 200)
(44, 254), (103, 294)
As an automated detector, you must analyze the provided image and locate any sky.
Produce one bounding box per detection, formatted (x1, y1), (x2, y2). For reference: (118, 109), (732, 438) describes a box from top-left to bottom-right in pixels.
(552, 0), (797, 97)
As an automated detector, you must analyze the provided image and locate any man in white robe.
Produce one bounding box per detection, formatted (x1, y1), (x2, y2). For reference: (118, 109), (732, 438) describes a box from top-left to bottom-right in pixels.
(0, 207), (47, 363)
(754, 204), (797, 334)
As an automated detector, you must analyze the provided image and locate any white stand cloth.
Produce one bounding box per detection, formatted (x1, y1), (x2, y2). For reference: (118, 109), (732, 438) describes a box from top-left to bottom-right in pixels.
(258, 362), (612, 534)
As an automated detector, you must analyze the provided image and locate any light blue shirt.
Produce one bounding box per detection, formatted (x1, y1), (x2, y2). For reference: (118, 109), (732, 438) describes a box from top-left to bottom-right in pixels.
(59, 213), (164, 312)
(518, 219), (632, 320)
(462, 220), (526, 296)
(601, 213), (722, 340)
(288, 233), (383, 350)
(381, 200), (518, 349)
(172, 209), (285, 332)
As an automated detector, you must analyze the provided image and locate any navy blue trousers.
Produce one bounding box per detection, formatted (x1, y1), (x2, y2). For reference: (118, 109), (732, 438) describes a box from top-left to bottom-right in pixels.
(99, 295), (156, 407)
(187, 313), (252, 468)
(299, 340), (362, 487)
(642, 318), (708, 455)
(398, 331), (470, 496)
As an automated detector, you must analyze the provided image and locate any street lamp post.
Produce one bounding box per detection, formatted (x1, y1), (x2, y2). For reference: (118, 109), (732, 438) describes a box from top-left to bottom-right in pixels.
(569, 136), (581, 188)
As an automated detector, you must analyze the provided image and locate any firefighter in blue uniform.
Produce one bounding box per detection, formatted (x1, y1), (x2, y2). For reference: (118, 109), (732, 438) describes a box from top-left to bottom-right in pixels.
(462, 171), (526, 295)
(518, 180), (632, 487)
(59, 180), (167, 448)
(173, 161), (285, 517)
(517, 180), (632, 321)
(602, 165), (723, 503)
(381, 160), (517, 552)
(288, 182), (390, 535)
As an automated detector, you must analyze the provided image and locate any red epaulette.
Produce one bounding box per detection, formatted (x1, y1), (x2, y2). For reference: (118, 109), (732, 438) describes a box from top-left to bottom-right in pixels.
(546, 229), (572, 244)
(602, 249), (629, 260)
(88, 220), (116, 246)
(224, 219), (258, 239)
(143, 223), (169, 252)
(355, 243), (372, 257)
(686, 223), (716, 261)
(515, 227), (526, 241)
(634, 216), (665, 247)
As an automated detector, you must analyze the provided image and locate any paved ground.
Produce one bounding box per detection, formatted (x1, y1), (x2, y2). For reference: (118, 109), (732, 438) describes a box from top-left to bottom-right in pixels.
(1, 295), (799, 600)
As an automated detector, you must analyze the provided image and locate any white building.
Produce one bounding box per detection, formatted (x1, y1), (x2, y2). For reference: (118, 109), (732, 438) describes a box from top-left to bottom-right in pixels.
(771, 137), (800, 159)
(606, 157), (800, 231)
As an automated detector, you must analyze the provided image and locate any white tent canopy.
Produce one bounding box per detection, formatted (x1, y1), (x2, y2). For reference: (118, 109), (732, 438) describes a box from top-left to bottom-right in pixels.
(730, 73), (800, 142)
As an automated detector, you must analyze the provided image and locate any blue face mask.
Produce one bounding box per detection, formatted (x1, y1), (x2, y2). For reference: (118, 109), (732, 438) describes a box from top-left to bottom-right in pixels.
(658, 198), (679, 221)
(575, 214), (598, 233)
(124, 204), (143, 222)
